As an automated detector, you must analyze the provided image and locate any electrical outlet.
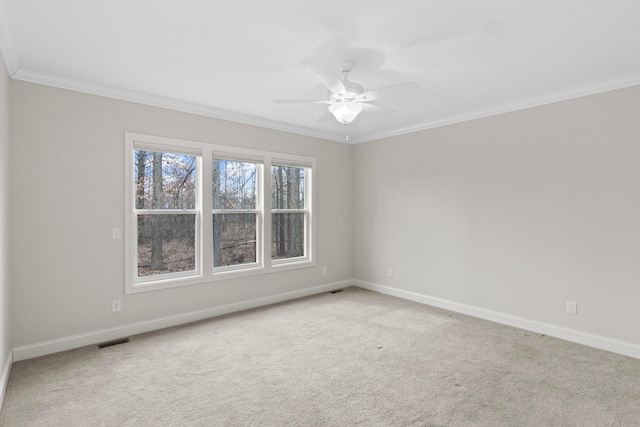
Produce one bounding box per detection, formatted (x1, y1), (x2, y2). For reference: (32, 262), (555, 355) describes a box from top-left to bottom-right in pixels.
(566, 301), (577, 315)
(322, 267), (327, 275)
(112, 300), (122, 312)
(387, 269), (393, 278)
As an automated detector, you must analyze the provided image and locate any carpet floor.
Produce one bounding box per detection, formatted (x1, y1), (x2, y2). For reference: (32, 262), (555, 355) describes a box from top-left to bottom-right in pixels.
(1, 287), (640, 426)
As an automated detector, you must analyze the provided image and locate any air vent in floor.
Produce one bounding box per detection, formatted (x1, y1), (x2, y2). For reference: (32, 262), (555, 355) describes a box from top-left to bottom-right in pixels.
(97, 338), (130, 349)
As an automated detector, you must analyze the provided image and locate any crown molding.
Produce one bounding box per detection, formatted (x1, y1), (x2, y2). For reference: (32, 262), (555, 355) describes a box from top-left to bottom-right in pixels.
(354, 72), (640, 143)
(9, 66), (640, 145)
(11, 68), (347, 143)
(0, 0), (20, 76)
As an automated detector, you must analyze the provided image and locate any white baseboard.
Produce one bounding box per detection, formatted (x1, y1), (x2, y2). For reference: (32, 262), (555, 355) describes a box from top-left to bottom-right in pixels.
(13, 280), (351, 362)
(16, 279), (639, 362)
(0, 350), (12, 410)
(354, 280), (640, 360)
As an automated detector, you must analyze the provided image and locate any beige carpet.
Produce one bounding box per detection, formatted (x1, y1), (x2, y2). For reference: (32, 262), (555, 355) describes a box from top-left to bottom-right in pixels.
(2, 287), (640, 426)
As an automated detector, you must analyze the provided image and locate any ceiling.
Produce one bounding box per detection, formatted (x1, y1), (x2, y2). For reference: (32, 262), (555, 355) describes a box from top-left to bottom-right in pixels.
(1, 0), (639, 143)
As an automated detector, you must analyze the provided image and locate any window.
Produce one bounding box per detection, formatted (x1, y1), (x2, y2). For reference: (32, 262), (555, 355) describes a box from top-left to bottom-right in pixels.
(271, 164), (306, 261)
(125, 133), (315, 293)
(134, 150), (199, 280)
(212, 158), (260, 269)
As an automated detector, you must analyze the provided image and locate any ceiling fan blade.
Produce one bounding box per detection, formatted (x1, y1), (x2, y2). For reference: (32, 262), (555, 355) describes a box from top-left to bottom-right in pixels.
(273, 99), (330, 104)
(401, 19), (504, 49)
(361, 103), (397, 114)
(317, 71), (346, 95)
(355, 81), (419, 103)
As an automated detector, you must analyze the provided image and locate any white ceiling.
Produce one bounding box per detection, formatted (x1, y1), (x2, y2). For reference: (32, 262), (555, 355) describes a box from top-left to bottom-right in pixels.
(1, 0), (639, 143)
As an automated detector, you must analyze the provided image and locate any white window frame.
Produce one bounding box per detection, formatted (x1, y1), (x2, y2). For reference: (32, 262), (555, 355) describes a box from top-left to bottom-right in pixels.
(271, 161), (313, 266)
(124, 132), (316, 294)
(211, 155), (263, 272)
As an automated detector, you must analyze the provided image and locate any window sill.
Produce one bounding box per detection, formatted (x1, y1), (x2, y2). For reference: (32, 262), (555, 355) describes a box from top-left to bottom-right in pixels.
(125, 260), (316, 294)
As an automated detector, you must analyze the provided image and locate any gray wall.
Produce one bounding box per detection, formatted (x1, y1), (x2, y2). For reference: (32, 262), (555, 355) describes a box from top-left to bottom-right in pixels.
(354, 85), (640, 345)
(9, 81), (354, 350)
(7, 76), (640, 360)
(0, 45), (11, 395)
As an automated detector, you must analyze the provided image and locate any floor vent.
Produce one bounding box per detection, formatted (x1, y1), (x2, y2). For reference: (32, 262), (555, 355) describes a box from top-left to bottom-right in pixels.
(97, 338), (130, 349)
(330, 289), (344, 294)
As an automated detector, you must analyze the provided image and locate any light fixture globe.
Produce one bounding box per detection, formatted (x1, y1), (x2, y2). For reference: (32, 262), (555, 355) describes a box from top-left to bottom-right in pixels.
(329, 102), (363, 125)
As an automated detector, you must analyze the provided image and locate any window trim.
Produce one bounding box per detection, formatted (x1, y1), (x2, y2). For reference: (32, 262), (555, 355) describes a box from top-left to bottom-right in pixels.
(124, 132), (316, 294)
(270, 162), (311, 264)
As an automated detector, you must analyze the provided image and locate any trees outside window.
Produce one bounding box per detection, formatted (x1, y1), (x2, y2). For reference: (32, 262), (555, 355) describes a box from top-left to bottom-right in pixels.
(134, 150), (197, 278)
(212, 159), (258, 268)
(271, 165), (305, 260)
(125, 133), (315, 293)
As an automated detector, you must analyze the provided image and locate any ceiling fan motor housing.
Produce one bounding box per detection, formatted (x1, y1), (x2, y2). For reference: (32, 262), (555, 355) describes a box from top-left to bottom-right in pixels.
(330, 81), (364, 102)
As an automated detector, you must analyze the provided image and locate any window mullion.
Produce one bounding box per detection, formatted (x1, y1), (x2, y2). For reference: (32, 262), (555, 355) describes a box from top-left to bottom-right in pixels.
(212, 209), (260, 214)
(271, 209), (305, 214)
(255, 162), (264, 268)
(201, 148), (213, 277)
(306, 160), (314, 263)
(133, 209), (196, 215)
(263, 156), (272, 266)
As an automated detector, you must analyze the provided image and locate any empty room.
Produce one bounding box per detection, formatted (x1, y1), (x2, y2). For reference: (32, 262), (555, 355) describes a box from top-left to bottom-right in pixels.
(1, 1), (640, 425)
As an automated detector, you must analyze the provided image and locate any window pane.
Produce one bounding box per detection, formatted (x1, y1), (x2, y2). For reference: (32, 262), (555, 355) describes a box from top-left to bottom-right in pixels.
(272, 213), (304, 260)
(271, 166), (304, 209)
(137, 214), (196, 277)
(213, 213), (257, 267)
(213, 159), (257, 209)
(135, 150), (196, 209)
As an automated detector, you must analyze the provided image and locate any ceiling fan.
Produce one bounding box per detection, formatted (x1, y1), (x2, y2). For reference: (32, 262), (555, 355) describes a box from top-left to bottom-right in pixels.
(273, 61), (418, 127)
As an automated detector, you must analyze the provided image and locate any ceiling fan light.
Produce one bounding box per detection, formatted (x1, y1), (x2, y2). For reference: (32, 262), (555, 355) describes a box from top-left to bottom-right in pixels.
(329, 102), (363, 125)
